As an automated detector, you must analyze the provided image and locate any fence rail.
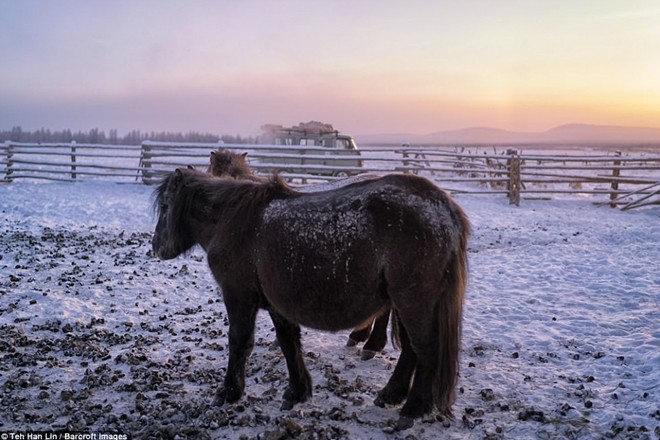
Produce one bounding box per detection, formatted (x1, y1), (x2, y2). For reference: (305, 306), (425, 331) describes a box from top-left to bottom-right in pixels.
(1, 142), (143, 182)
(2, 141), (659, 209)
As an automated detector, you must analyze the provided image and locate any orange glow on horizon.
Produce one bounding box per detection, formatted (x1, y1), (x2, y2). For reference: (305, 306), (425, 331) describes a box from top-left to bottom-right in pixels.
(1, 2), (659, 135)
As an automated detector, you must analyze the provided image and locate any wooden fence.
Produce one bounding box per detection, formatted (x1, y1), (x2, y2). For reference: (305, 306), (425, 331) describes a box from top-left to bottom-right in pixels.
(2, 141), (659, 209)
(138, 141), (364, 185)
(0, 141), (143, 182)
(394, 147), (660, 208)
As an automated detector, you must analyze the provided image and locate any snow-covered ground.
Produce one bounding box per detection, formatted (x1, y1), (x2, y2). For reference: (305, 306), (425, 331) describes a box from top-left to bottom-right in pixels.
(0, 180), (658, 439)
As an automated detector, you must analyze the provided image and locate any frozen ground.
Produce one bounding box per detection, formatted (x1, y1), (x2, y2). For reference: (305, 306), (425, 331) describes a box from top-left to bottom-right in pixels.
(0, 180), (658, 439)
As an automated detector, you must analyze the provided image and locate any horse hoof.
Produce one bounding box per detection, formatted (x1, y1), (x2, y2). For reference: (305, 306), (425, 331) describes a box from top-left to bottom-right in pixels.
(215, 386), (242, 406)
(400, 398), (433, 420)
(375, 388), (407, 408)
(395, 416), (414, 431)
(374, 393), (395, 408)
(360, 349), (377, 361)
(280, 400), (295, 411)
(213, 392), (227, 406)
(346, 338), (359, 347)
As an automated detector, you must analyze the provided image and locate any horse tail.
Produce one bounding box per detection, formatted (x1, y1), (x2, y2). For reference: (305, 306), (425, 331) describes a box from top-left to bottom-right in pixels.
(434, 201), (470, 417)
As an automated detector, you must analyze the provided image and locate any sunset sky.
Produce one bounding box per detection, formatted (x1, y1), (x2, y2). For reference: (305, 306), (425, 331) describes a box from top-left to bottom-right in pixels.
(1, 0), (659, 136)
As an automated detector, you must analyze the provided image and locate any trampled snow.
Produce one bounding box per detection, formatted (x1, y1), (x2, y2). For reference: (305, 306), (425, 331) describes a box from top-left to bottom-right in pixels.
(0, 179), (658, 439)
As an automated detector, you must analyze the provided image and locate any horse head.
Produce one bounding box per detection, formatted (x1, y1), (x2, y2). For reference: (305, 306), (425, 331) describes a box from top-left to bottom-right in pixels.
(152, 168), (197, 260)
(207, 149), (251, 179)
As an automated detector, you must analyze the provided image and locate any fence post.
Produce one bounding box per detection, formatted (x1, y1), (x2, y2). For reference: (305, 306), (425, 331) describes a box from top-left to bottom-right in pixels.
(507, 149), (521, 206)
(401, 144), (410, 174)
(609, 151), (621, 208)
(2, 141), (13, 181)
(413, 152), (430, 175)
(70, 141), (77, 180)
(140, 142), (152, 184)
(300, 147), (308, 184)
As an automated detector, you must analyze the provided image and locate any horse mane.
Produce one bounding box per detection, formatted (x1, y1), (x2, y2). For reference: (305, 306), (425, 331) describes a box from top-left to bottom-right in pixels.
(156, 167), (296, 246)
(205, 173), (295, 225)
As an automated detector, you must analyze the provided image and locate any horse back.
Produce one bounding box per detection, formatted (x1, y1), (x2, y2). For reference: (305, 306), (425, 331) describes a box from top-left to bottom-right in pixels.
(259, 173), (465, 260)
(252, 174), (467, 330)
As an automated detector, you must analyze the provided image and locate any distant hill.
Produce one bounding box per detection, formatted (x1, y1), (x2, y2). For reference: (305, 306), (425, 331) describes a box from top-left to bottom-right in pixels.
(356, 124), (660, 145)
(541, 124), (660, 144)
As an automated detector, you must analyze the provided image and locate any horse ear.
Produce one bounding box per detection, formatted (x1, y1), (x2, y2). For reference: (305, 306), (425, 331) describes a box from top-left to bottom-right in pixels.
(187, 165), (194, 170)
(171, 168), (184, 190)
(210, 151), (216, 162)
(241, 152), (248, 158)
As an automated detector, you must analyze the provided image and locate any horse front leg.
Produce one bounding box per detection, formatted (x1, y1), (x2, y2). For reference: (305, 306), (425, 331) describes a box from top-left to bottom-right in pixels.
(215, 297), (258, 405)
(268, 310), (312, 410)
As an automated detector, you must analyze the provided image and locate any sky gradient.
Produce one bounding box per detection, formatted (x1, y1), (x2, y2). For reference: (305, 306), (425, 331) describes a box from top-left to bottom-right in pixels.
(1, 0), (659, 136)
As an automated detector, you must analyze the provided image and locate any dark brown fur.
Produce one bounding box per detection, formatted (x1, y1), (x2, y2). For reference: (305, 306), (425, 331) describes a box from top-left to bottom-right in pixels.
(207, 149), (390, 359)
(153, 167), (470, 421)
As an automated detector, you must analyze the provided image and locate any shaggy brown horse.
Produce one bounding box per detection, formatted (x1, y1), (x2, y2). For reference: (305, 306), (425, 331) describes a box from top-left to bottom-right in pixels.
(152, 167), (469, 421)
(207, 148), (390, 360)
(207, 150), (263, 182)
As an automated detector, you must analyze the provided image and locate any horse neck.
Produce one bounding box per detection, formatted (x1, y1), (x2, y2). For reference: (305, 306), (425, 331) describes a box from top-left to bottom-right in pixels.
(192, 179), (282, 247)
(190, 216), (216, 253)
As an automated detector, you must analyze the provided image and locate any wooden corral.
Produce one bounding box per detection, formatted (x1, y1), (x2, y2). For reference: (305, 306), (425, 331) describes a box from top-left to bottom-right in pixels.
(0, 142), (143, 182)
(2, 141), (659, 209)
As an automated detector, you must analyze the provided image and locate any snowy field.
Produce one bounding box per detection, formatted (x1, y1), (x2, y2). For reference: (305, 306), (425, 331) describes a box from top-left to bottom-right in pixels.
(0, 179), (658, 439)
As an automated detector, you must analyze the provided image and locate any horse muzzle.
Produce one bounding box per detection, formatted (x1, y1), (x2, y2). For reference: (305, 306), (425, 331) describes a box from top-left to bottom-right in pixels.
(151, 236), (168, 260)
(152, 242), (178, 261)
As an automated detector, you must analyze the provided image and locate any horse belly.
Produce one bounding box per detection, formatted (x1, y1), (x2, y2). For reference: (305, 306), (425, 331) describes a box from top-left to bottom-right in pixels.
(258, 257), (383, 332)
(270, 289), (384, 332)
(258, 199), (387, 330)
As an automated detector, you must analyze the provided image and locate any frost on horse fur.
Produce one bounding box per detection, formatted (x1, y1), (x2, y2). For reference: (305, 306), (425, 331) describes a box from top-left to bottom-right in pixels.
(207, 149), (389, 358)
(152, 167), (470, 421)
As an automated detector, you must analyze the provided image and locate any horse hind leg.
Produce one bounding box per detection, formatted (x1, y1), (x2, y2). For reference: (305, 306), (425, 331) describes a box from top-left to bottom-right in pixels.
(403, 247), (467, 419)
(347, 321), (373, 347)
(398, 330), (437, 419)
(374, 311), (416, 407)
(361, 309), (390, 360)
(397, 287), (462, 419)
(372, 289), (442, 420)
(268, 310), (312, 410)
